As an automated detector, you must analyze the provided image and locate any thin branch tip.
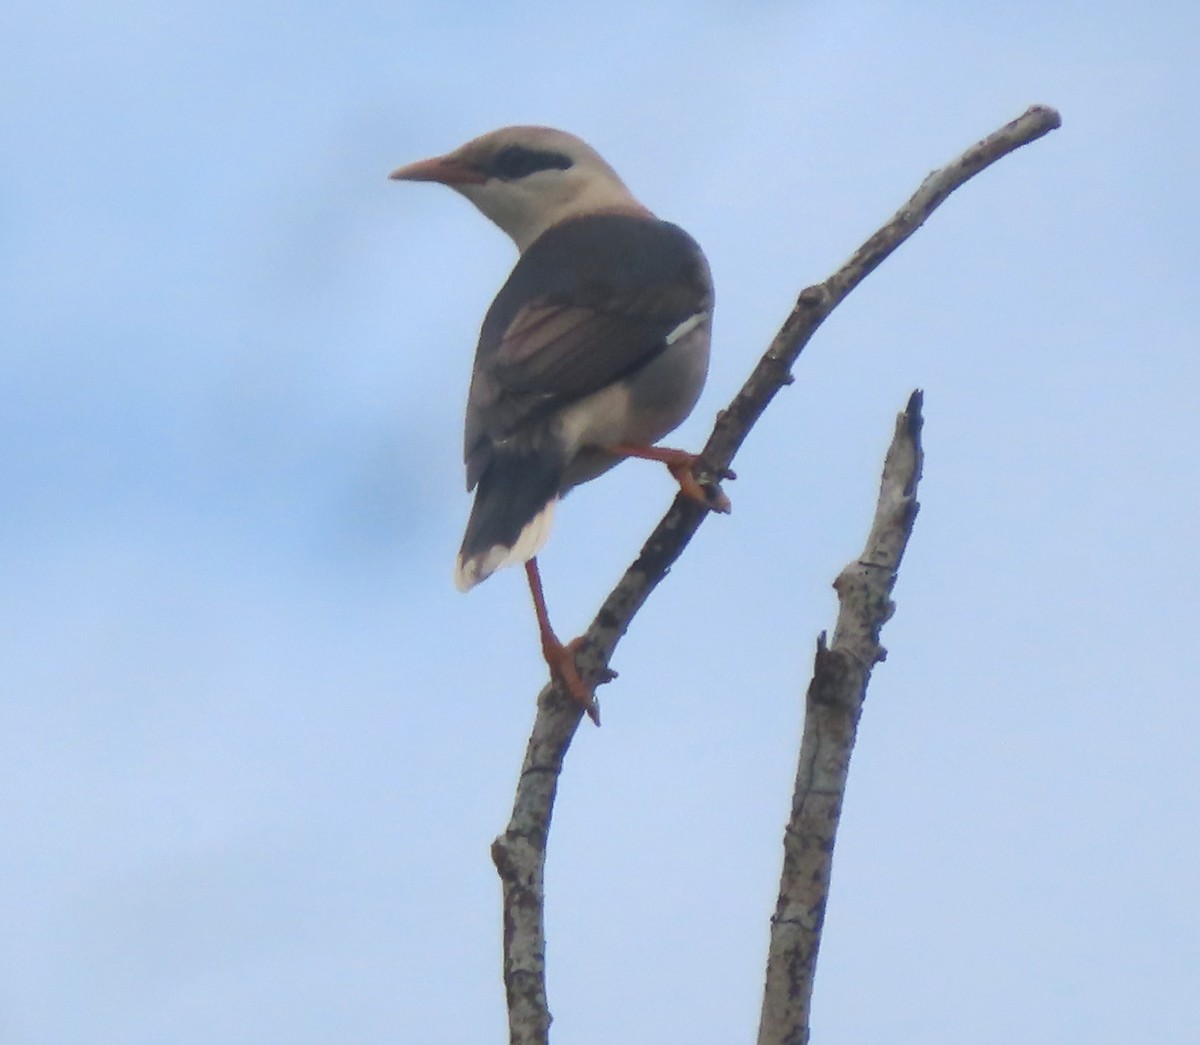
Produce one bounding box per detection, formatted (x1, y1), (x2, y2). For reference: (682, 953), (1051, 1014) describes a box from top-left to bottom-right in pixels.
(1024, 103), (1063, 128)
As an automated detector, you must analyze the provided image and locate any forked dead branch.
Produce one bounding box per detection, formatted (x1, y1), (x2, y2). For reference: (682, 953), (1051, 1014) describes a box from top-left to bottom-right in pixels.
(490, 104), (1062, 1045)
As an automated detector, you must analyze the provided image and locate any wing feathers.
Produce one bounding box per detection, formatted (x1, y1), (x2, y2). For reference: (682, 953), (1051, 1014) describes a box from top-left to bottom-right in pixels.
(465, 214), (712, 478)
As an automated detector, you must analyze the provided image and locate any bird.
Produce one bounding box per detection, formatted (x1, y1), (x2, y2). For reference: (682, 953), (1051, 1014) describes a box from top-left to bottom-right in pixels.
(390, 126), (726, 723)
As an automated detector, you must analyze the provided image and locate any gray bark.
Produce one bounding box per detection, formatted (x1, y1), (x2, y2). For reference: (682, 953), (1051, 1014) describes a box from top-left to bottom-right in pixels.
(491, 104), (1062, 1045)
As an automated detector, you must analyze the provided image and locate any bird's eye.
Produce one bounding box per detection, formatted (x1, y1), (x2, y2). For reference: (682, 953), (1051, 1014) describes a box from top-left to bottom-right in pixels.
(489, 146), (573, 181)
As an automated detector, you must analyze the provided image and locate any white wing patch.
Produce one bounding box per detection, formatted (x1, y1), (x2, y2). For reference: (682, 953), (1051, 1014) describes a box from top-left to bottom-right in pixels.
(664, 311), (707, 346)
(454, 498), (557, 592)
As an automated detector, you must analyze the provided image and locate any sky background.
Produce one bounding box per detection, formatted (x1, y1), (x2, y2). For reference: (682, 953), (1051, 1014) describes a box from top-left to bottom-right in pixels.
(2, 2), (1197, 1043)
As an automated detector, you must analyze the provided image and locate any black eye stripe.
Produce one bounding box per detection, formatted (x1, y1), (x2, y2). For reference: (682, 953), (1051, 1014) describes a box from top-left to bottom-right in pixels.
(488, 146), (574, 180)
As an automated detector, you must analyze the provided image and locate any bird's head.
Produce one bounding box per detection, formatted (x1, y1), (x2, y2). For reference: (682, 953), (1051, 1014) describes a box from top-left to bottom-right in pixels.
(389, 126), (650, 252)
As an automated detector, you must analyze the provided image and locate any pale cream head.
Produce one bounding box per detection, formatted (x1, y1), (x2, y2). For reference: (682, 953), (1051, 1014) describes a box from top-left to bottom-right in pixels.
(389, 126), (652, 252)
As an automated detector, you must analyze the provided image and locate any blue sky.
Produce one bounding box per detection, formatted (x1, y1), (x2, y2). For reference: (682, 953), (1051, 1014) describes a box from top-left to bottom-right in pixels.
(2, 2), (1197, 1042)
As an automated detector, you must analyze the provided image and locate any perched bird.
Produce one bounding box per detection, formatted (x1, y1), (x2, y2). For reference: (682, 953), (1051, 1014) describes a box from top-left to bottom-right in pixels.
(390, 126), (725, 723)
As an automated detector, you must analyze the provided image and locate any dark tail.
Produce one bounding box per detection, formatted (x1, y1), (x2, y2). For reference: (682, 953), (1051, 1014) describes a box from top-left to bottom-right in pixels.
(454, 446), (564, 591)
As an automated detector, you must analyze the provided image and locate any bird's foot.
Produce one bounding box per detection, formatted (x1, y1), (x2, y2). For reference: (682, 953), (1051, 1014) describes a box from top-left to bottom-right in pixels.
(666, 454), (733, 514)
(540, 635), (609, 726)
(613, 443), (734, 513)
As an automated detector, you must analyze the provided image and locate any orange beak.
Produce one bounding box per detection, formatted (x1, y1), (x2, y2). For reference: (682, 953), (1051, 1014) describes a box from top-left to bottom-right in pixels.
(388, 154), (486, 185)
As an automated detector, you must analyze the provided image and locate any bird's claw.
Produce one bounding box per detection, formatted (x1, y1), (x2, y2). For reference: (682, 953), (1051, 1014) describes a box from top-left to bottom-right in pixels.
(543, 636), (606, 725)
(608, 442), (734, 513)
(668, 460), (733, 514)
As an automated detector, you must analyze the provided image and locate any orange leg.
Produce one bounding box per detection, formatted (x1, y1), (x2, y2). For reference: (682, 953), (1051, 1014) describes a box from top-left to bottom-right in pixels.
(525, 558), (601, 725)
(610, 443), (734, 513)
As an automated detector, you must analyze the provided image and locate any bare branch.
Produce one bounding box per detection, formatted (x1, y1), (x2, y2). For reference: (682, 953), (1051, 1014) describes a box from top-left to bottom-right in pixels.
(756, 390), (925, 1045)
(491, 105), (1060, 1044)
